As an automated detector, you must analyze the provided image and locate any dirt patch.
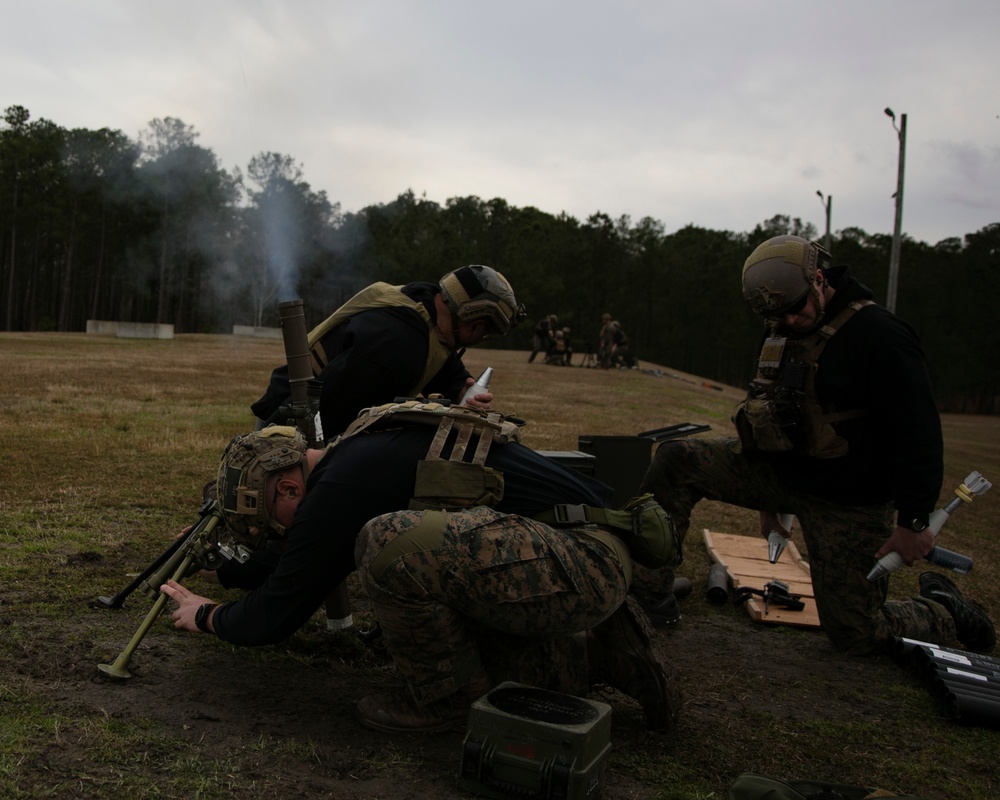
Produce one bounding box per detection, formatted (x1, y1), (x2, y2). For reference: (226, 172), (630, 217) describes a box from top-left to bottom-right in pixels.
(5, 567), (922, 800)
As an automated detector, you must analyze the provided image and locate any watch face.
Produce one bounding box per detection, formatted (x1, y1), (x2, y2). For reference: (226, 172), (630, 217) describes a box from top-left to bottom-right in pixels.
(909, 519), (927, 532)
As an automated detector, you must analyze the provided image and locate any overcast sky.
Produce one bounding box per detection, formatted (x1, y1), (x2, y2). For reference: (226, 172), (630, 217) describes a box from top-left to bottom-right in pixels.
(6, 1), (999, 245)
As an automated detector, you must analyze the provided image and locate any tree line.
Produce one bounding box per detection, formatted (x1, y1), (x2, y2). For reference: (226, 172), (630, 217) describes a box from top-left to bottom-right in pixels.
(2, 105), (997, 413)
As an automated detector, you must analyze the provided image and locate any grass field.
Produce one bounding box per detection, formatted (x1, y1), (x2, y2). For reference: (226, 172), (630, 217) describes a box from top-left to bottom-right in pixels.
(1, 332), (998, 799)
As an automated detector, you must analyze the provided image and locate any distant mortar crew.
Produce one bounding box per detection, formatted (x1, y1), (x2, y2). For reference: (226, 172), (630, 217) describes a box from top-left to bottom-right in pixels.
(251, 265), (525, 438)
(635, 235), (995, 655)
(160, 405), (682, 734)
(528, 313), (558, 363)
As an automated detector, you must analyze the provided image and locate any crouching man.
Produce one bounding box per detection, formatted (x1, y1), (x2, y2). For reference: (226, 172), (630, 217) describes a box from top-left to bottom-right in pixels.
(161, 402), (682, 733)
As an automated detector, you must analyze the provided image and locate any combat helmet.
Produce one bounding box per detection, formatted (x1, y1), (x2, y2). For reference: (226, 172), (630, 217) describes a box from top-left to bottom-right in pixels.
(439, 265), (525, 337)
(216, 426), (307, 550)
(741, 235), (832, 319)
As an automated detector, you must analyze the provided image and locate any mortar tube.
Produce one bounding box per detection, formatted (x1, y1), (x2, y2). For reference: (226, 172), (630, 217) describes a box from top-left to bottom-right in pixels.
(278, 300), (313, 410)
(911, 644), (1000, 677)
(930, 661), (1000, 687)
(929, 662), (1000, 688)
(941, 687), (1000, 727)
(277, 298), (321, 448)
(706, 563), (729, 605)
(931, 672), (1000, 702)
(935, 682), (999, 710)
(935, 686), (1000, 716)
(892, 636), (939, 664)
(925, 651), (1000, 678)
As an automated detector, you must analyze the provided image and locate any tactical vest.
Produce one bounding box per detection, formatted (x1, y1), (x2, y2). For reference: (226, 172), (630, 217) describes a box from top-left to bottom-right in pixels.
(307, 283), (453, 397)
(733, 300), (873, 459)
(328, 400), (521, 510)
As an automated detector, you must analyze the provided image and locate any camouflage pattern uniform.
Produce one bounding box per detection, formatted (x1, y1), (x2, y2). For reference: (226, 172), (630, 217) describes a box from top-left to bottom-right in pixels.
(639, 437), (955, 655)
(355, 506), (630, 703)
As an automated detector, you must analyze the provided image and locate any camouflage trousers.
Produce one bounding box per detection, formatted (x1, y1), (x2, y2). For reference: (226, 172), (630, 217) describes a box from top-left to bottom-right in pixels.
(355, 506), (630, 703)
(638, 437), (955, 655)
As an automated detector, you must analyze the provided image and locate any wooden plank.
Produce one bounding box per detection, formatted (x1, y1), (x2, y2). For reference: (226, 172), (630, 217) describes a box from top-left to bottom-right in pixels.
(703, 528), (821, 628)
(705, 531), (811, 574)
(715, 554), (810, 580)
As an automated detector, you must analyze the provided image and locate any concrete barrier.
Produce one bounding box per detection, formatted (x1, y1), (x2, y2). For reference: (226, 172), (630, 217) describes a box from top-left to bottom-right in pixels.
(86, 320), (120, 336)
(87, 321), (175, 339)
(233, 325), (283, 339)
(116, 323), (175, 339)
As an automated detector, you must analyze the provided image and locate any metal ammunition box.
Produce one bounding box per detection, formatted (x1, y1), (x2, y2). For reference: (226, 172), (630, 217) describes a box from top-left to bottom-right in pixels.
(460, 682), (612, 800)
(535, 450), (597, 478)
(577, 424), (711, 506)
(577, 435), (653, 507)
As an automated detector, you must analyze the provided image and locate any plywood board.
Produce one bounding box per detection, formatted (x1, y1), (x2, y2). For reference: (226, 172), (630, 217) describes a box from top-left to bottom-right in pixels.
(703, 529), (821, 628)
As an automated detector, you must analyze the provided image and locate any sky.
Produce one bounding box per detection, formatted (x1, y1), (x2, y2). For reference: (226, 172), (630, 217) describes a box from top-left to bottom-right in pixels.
(6, 0), (999, 246)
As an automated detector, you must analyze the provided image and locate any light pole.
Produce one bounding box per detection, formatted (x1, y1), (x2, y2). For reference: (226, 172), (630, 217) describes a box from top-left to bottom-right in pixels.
(885, 107), (907, 314)
(816, 190), (832, 253)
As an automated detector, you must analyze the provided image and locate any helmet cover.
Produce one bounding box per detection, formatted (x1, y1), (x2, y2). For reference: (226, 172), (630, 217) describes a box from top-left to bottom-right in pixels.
(741, 236), (832, 317)
(439, 265), (525, 336)
(216, 426), (307, 550)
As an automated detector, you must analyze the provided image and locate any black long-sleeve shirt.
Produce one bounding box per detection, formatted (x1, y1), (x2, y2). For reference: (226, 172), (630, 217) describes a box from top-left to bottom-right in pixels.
(250, 283), (471, 438)
(765, 266), (943, 522)
(212, 425), (614, 646)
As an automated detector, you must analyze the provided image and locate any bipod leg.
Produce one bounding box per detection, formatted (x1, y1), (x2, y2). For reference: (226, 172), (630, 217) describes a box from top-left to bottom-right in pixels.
(97, 551), (196, 681)
(91, 535), (188, 610)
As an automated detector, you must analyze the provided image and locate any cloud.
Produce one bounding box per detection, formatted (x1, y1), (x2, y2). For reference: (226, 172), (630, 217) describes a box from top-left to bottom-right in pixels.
(5, 0), (999, 245)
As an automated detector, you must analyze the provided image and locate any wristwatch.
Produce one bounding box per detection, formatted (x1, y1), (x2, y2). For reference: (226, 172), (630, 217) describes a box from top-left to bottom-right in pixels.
(194, 602), (217, 633)
(902, 517), (928, 533)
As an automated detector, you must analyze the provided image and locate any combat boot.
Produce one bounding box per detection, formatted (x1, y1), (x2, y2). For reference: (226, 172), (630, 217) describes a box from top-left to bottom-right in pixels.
(632, 577), (690, 627)
(919, 572), (996, 653)
(357, 672), (490, 733)
(588, 597), (682, 730)
(639, 592), (681, 626)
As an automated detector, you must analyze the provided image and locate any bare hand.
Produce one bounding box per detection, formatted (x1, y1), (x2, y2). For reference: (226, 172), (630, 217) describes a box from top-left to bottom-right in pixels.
(875, 526), (935, 566)
(160, 579), (215, 633)
(461, 378), (493, 409)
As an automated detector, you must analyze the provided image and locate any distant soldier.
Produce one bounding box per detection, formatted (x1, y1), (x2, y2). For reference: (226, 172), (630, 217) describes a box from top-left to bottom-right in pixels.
(529, 314), (558, 363)
(561, 326), (574, 366)
(598, 312), (614, 368)
(609, 321), (636, 369)
(545, 328), (568, 366)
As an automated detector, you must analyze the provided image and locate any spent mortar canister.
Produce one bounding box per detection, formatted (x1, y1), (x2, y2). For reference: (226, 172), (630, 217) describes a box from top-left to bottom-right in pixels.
(867, 471), (990, 581)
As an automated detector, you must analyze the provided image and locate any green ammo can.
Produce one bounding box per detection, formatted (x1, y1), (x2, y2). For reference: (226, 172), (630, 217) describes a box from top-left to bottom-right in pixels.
(460, 682), (612, 800)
